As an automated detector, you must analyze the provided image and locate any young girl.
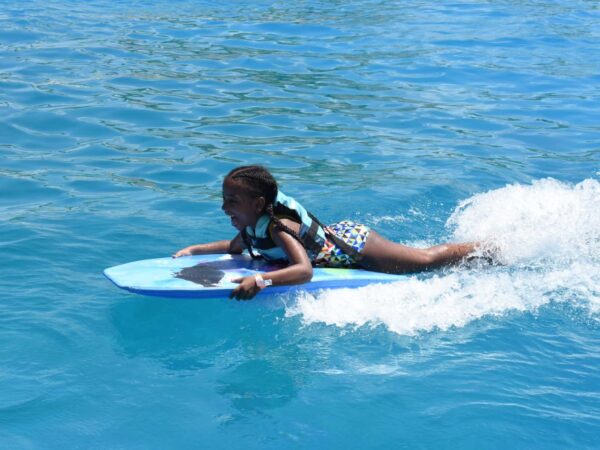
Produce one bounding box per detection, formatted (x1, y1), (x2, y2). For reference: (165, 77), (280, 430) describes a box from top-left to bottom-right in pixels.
(174, 165), (482, 300)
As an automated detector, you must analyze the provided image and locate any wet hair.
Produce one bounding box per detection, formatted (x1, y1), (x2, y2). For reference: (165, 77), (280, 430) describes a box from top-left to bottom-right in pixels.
(225, 165), (304, 257)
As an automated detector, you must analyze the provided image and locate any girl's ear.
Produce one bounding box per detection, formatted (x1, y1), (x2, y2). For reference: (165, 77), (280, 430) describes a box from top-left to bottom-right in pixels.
(255, 196), (266, 212)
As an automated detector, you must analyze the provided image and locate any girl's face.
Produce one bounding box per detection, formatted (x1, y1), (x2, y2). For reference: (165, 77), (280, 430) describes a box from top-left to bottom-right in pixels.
(221, 178), (265, 230)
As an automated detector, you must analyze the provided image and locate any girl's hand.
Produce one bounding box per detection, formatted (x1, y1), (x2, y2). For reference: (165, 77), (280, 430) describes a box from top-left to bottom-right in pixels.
(229, 276), (261, 301)
(172, 247), (193, 258)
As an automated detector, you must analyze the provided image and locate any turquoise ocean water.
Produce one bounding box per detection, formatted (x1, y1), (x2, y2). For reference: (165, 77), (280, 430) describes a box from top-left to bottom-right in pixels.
(1, 1), (599, 448)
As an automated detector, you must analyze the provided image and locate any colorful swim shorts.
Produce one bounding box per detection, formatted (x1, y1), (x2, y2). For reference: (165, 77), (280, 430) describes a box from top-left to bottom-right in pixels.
(314, 220), (371, 267)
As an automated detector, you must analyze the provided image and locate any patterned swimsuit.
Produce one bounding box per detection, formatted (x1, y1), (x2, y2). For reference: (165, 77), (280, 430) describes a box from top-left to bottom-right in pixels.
(314, 220), (371, 267)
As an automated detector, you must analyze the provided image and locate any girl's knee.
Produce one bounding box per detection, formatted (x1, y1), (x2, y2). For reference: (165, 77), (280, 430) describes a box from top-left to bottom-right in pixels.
(418, 248), (438, 266)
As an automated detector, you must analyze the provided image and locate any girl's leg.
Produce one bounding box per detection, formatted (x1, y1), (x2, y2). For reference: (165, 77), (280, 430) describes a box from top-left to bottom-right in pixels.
(359, 230), (477, 274)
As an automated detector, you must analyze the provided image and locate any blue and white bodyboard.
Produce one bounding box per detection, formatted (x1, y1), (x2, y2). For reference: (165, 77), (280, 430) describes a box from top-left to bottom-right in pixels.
(104, 254), (406, 299)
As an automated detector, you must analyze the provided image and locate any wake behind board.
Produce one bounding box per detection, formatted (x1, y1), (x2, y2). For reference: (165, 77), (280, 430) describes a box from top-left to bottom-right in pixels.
(104, 254), (407, 299)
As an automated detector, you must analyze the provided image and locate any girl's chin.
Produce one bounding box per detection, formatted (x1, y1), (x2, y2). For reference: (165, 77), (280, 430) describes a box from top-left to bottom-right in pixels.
(230, 217), (243, 229)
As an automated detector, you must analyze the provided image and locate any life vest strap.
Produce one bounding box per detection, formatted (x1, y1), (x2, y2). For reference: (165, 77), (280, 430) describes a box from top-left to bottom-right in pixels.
(241, 228), (263, 259)
(303, 219), (325, 255)
(244, 207), (363, 262)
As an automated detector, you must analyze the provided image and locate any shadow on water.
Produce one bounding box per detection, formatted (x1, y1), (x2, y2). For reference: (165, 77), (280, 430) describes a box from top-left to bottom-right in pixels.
(107, 277), (519, 423)
(109, 296), (309, 419)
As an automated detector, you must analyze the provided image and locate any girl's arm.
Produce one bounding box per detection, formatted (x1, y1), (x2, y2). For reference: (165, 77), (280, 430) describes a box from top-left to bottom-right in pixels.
(173, 233), (245, 258)
(230, 221), (313, 300)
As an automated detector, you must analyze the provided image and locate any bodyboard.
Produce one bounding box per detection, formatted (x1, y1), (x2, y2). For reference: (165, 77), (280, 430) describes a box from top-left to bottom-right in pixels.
(104, 254), (407, 298)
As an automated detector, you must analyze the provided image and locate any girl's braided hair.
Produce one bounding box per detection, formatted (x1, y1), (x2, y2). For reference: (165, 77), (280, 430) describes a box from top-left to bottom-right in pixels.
(225, 165), (304, 258)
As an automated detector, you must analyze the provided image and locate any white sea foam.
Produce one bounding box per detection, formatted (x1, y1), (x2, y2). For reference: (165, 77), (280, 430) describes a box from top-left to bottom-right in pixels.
(448, 178), (600, 265)
(285, 178), (600, 335)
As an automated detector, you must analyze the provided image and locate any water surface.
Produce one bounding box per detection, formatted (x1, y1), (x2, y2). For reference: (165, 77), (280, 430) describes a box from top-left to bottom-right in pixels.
(1, 1), (599, 448)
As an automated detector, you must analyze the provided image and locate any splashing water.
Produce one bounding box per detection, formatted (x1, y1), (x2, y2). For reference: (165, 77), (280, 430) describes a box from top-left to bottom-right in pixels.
(449, 178), (600, 266)
(286, 178), (600, 335)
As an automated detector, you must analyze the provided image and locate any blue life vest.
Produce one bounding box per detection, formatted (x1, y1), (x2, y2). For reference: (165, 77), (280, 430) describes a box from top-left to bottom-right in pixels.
(243, 191), (328, 262)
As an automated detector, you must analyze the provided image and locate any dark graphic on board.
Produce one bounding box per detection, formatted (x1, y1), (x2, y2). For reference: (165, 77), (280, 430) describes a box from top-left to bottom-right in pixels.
(175, 264), (224, 287)
(174, 258), (285, 287)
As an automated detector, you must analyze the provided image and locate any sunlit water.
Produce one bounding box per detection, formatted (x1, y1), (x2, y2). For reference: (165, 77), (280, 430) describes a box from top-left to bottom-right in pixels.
(1, 1), (599, 448)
